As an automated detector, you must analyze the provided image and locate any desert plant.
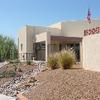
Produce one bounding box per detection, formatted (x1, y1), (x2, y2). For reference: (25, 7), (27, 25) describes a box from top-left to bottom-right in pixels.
(17, 67), (22, 72)
(58, 49), (76, 69)
(0, 35), (18, 61)
(47, 54), (58, 69)
(28, 77), (37, 83)
(27, 60), (31, 65)
(6, 70), (16, 77)
(9, 59), (20, 64)
(0, 72), (5, 78)
(0, 70), (16, 78)
(12, 64), (17, 71)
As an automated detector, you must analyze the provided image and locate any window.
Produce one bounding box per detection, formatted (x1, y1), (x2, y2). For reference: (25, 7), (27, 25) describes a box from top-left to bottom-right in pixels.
(21, 44), (23, 51)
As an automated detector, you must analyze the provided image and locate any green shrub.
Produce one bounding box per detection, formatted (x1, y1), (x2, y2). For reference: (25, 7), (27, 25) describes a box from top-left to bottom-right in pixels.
(9, 59), (20, 64)
(0, 72), (5, 78)
(17, 67), (22, 72)
(9, 60), (14, 64)
(0, 70), (16, 78)
(58, 49), (76, 69)
(27, 60), (31, 65)
(13, 64), (17, 71)
(28, 77), (37, 83)
(47, 54), (58, 70)
(5, 70), (16, 77)
(14, 59), (20, 63)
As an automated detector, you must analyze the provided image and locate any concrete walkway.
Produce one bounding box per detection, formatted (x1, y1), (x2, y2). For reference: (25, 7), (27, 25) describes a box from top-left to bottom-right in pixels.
(17, 93), (28, 100)
(0, 94), (16, 100)
(0, 93), (28, 100)
(0, 61), (8, 68)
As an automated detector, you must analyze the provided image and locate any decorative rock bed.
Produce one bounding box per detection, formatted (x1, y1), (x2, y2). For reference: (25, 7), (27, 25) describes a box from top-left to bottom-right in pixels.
(0, 61), (46, 97)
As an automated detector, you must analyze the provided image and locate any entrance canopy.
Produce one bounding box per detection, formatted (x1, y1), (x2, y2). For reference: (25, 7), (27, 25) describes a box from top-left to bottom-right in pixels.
(51, 36), (82, 42)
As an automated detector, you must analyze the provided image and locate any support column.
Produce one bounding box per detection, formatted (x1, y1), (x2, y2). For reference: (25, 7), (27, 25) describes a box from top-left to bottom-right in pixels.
(80, 42), (83, 67)
(45, 33), (50, 62)
(45, 41), (48, 62)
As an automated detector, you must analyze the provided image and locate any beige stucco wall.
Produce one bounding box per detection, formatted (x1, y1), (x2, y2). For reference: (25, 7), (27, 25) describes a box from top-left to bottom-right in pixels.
(35, 32), (48, 43)
(26, 26), (35, 53)
(18, 26), (42, 60)
(49, 22), (62, 30)
(61, 21), (84, 37)
(83, 33), (100, 71)
(19, 26), (27, 53)
(18, 26), (28, 61)
(49, 29), (61, 36)
(82, 19), (100, 71)
(19, 25), (53, 61)
(26, 25), (53, 53)
(61, 19), (100, 37)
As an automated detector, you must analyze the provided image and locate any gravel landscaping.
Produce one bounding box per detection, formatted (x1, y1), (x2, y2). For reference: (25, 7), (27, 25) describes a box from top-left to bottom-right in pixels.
(24, 68), (100, 100)
(0, 61), (46, 97)
(1, 62), (100, 100)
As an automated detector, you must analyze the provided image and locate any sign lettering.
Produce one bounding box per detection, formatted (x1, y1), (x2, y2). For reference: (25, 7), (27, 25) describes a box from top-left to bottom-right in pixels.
(84, 27), (100, 36)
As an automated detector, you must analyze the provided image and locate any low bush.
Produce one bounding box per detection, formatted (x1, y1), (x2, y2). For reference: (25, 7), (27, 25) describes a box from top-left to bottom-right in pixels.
(47, 49), (76, 70)
(0, 70), (16, 78)
(28, 77), (37, 83)
(9, 59), (20, 64)
(47, 54), (58, 70)
(0, 72), (5, 78)
(27, 60), (32, 65)
(58, 49), (76, 69)
(6, 70), (16, 77)
(17, 67), (22, 72)
(13, 64), (17, 71)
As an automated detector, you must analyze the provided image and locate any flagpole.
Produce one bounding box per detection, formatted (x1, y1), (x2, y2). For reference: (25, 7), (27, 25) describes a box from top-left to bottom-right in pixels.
(86, 0), (91, 30)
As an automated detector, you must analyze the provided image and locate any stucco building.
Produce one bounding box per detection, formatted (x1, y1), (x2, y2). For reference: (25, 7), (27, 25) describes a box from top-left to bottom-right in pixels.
(18, 19), (100, 71)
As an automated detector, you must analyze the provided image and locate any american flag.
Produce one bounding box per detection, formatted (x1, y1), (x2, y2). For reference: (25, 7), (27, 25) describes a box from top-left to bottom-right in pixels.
(87, 8), (91, 23)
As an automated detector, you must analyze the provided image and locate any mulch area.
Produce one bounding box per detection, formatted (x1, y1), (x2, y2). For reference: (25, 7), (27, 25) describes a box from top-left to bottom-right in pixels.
(24, 68), (100, 100)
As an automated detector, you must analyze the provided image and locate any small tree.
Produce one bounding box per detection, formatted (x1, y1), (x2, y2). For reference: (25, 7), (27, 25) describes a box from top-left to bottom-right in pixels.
(0, 35), (18, 61)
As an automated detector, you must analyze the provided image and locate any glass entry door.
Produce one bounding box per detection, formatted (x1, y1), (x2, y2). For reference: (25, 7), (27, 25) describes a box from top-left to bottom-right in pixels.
(33, 42), (45, 61)
(67, 43), (80, 62)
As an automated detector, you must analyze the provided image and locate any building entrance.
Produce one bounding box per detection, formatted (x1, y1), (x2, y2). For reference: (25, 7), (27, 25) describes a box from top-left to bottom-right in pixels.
(33, 42), (45, 61)
(67, 43), (80, 61)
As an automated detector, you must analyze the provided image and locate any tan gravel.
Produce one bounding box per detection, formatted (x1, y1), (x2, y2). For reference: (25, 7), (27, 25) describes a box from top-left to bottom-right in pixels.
(24, 68), (100, 100)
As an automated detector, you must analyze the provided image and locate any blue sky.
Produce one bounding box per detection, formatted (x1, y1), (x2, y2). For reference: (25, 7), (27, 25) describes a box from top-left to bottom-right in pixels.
(0, 0), (100, 44)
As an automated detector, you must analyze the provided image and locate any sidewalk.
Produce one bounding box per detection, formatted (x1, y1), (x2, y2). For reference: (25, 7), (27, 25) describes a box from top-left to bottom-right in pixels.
(0, 94), (16, 100)
(0, 61), (8, 68)
(17, 93), (28, 100)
